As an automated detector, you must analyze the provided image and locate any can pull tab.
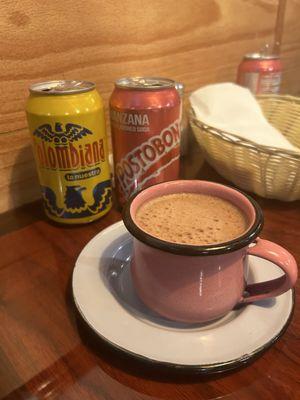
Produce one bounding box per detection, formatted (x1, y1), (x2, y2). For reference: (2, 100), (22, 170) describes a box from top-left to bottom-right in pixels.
(260, 43), (272, 57)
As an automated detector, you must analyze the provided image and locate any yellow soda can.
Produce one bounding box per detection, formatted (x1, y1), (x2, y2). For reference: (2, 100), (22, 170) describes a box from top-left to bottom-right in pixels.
(26, 80), (112, 224)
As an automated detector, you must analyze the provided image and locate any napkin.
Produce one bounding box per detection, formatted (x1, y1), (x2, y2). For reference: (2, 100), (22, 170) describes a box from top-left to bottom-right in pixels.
(190, 83), (299, 153)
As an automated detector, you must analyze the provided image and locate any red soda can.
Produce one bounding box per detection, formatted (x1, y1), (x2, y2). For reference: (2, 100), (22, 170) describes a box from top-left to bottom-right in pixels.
(237, 53), (282, 94)
(110, 77), (181, 206)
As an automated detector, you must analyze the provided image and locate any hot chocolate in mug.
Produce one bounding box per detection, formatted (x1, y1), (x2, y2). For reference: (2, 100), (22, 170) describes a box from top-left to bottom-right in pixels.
(123, 180), (298, 323)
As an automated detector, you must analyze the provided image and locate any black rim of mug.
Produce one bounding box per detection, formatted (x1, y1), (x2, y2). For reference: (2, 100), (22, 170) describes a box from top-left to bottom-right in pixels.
(122, 181), (264, 256)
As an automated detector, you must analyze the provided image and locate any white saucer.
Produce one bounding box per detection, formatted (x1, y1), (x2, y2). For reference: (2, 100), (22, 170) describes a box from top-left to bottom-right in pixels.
(72, 221), (294, 372)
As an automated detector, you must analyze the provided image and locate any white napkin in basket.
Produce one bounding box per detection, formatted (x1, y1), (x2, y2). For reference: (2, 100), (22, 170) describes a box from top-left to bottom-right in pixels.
(190, 83), (299, 153)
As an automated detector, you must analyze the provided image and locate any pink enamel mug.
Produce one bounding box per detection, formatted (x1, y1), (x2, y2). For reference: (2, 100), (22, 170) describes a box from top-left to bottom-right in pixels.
(123, 180), (298, 323)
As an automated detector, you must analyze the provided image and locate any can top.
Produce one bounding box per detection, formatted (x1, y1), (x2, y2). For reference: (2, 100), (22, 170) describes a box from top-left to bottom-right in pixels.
(29, 80), (95, 95)
(175, 82), (185, 97)
(244, 52), (280, 61)
(115, 77), (176, 90)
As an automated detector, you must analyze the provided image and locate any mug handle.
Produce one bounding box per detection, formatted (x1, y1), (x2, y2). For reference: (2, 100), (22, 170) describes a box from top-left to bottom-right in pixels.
(240, 238), (298, 304)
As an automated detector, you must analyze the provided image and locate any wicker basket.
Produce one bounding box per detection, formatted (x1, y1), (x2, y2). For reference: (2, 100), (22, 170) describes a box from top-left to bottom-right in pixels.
(190, 94), (300, 201)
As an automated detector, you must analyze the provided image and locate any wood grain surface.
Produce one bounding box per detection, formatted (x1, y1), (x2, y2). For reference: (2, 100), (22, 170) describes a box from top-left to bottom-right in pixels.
(2, 0), (299, 213)
(0, 161), (299, 400)
(280, 0), (300, 93)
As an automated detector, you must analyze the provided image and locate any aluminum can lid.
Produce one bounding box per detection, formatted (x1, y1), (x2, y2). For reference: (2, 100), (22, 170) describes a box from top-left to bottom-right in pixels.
(29, 80), (95, 95)
(115, 77), (176, 90)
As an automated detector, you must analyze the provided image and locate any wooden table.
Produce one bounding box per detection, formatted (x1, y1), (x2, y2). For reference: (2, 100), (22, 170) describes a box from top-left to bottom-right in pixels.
(1, 161), (299, 400)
